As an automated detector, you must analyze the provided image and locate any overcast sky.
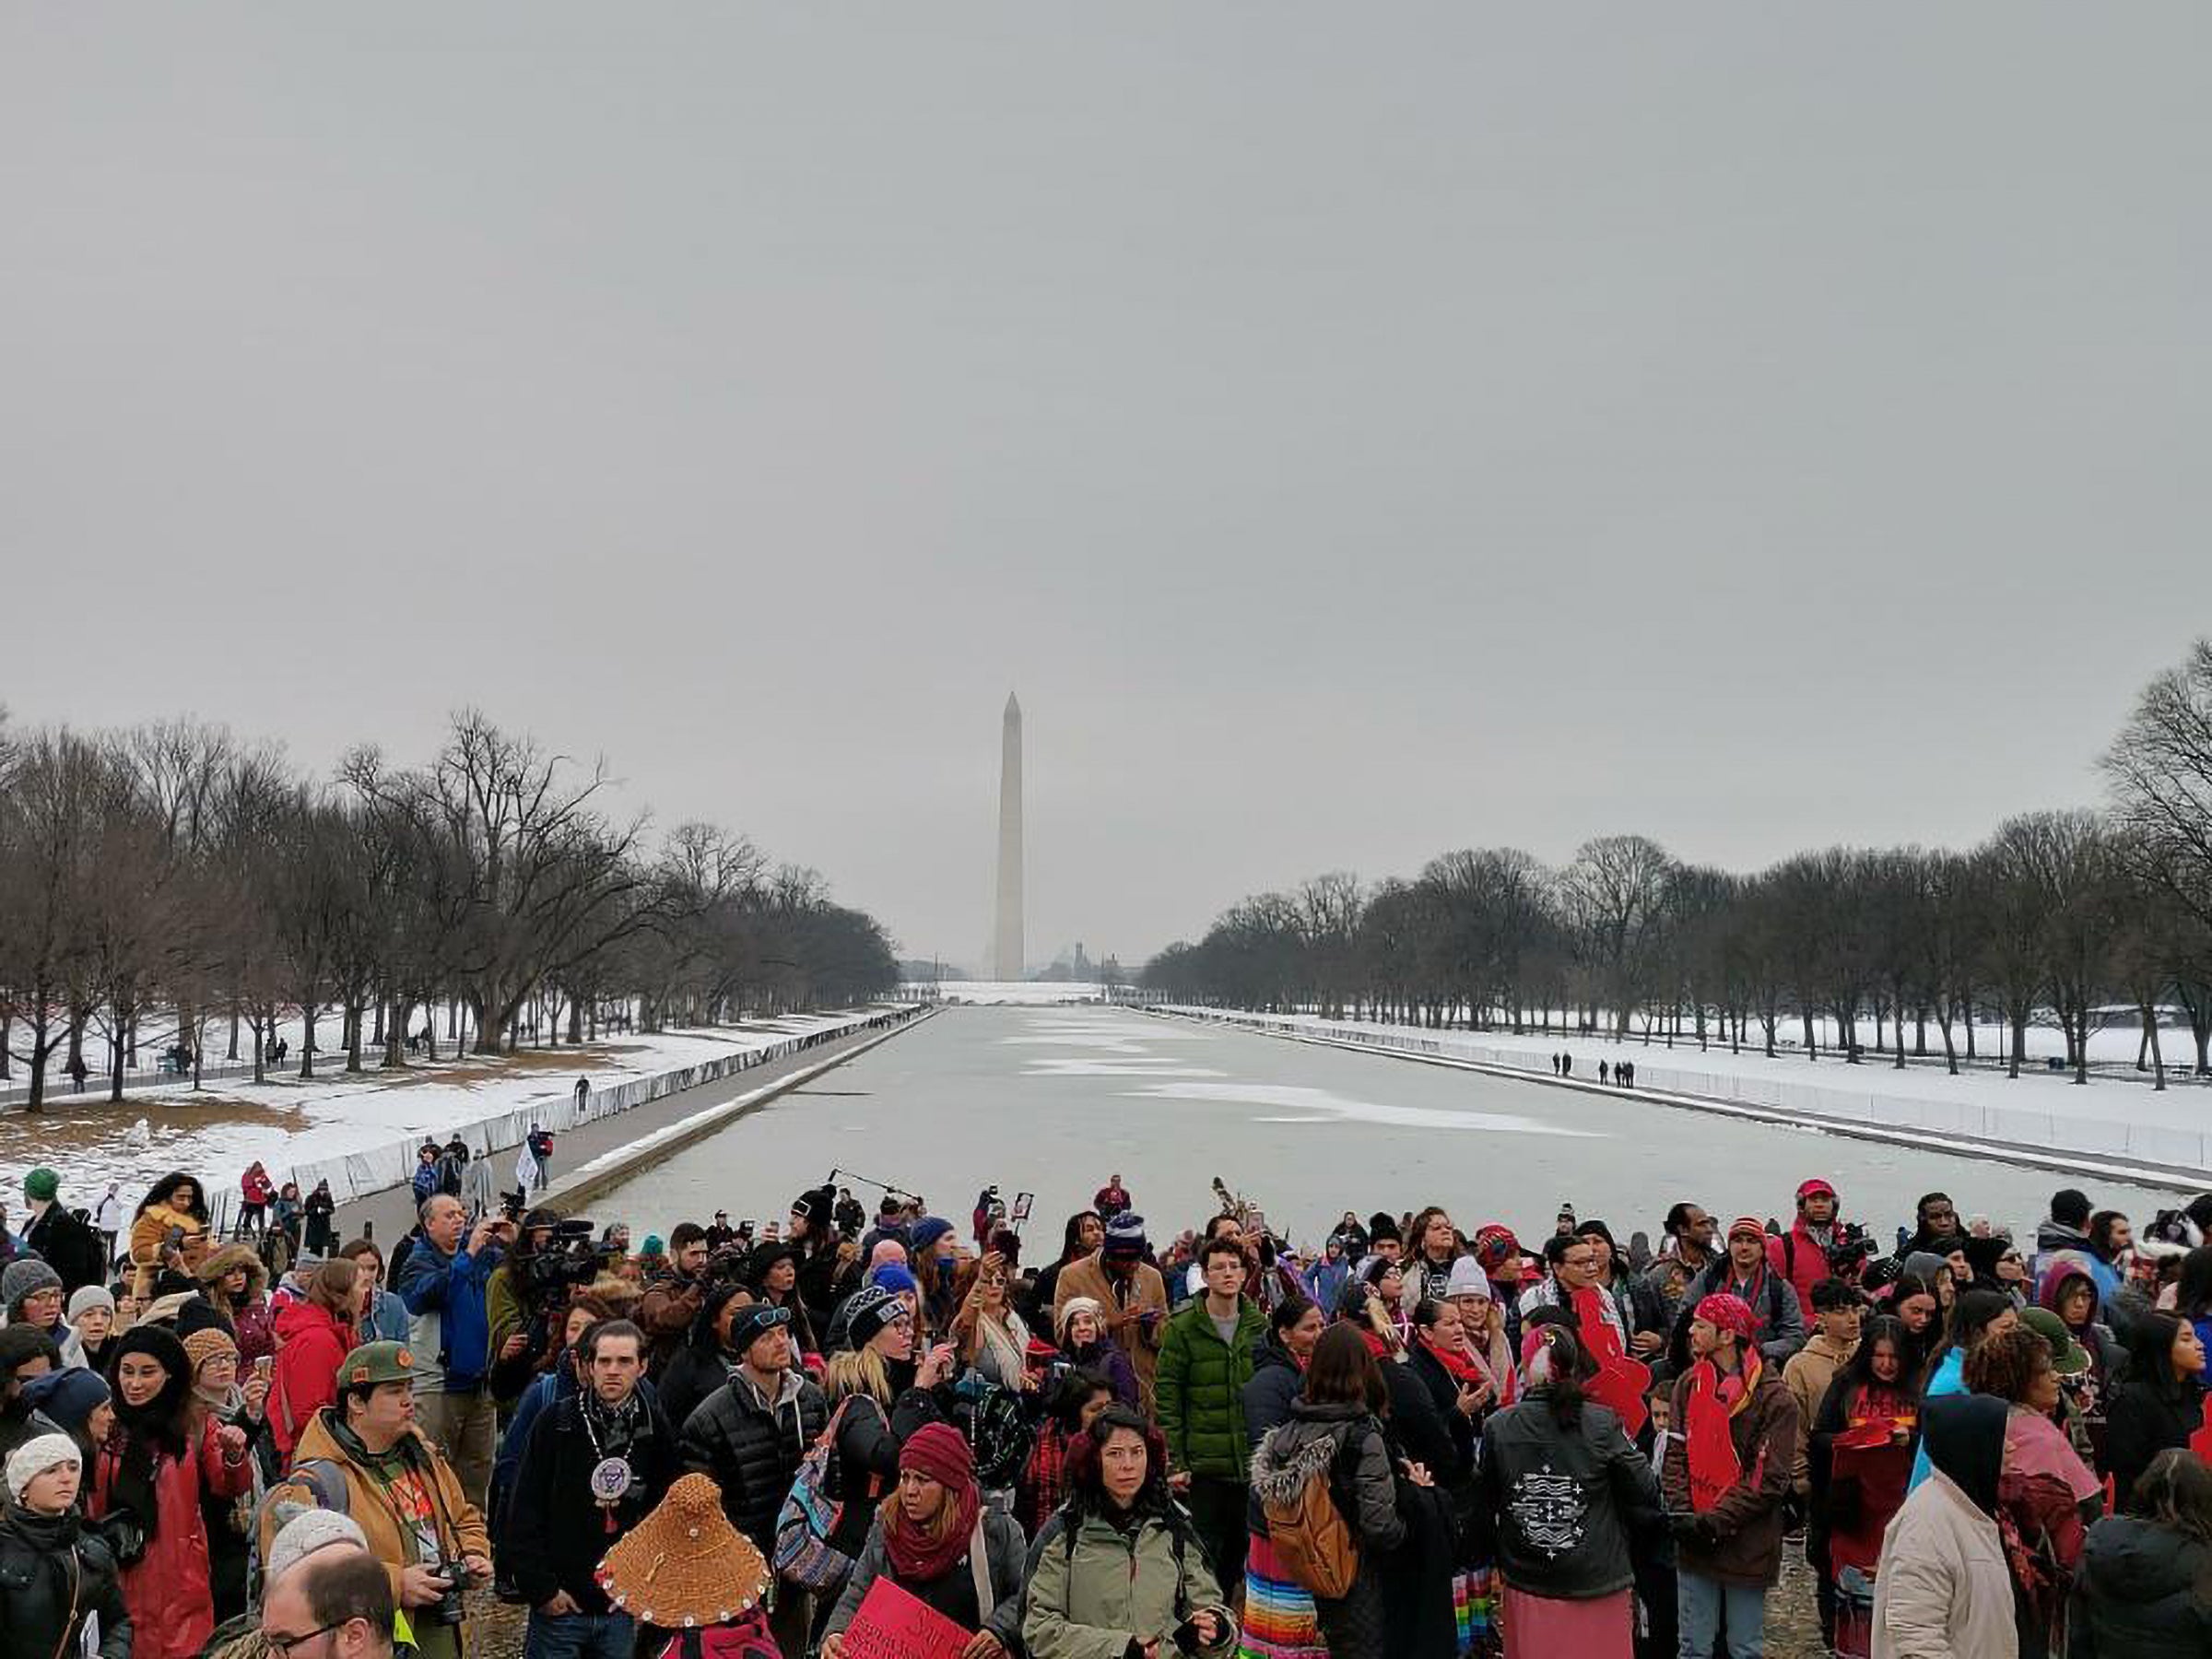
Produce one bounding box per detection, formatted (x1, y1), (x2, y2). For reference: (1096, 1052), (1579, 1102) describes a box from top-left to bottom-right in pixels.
(7, 7), (2209, 970)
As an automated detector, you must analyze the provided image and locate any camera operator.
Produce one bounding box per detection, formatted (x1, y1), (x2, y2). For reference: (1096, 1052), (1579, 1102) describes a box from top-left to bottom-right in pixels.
(260, 1341), (490, 1659)
(787, 1185), (858, 1341)
(637, 1222), (713, 1376)
(488, 1213), (611, 1410)
(1767, 1179), (1872, 1313)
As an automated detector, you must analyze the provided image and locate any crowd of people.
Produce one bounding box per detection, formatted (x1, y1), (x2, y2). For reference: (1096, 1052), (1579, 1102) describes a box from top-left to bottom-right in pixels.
(9, 1154), (2212, 1659)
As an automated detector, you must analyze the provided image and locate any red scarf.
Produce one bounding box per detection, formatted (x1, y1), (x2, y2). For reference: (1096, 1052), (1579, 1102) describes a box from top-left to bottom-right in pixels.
(1683, 1354), (1762, 1512)
(883, 1483), (982, 1583)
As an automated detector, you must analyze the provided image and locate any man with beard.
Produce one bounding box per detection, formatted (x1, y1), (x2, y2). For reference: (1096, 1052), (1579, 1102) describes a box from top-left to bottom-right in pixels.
(505, 1320), (676, 1659)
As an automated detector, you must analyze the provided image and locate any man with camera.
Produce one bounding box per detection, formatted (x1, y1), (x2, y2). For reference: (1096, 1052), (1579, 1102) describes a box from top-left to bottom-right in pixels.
(635, 1222), (712, 1375)
(505, 1319), (675, 1659)
(399, 1194), (510, 1506)
(263, 1341), (490, 1659)
(1766, 1178), (1873, 1313)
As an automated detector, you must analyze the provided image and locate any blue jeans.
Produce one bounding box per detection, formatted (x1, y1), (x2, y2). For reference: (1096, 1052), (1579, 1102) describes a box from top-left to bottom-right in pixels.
(524, 1609), (633, 1659)
(1677, 1570), (1764, 1659)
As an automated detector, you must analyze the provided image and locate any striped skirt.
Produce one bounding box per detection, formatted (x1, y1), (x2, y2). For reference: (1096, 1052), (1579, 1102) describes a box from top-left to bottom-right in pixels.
(1238, 1533), (1328, 1659)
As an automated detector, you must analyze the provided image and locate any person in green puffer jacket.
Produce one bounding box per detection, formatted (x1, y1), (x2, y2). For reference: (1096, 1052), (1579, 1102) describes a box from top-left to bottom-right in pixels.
(1024, 1406), (1237, 1659)
(1154, 1236), (1266, 1604)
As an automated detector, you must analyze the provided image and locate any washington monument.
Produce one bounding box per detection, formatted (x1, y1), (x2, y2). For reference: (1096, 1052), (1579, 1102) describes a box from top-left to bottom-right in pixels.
(994, 692), (1025, 981)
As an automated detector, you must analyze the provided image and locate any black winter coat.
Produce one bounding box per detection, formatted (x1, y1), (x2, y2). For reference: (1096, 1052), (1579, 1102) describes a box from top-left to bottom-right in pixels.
(1241, 1339), (1303, 1532)
(679, 1370), (829, 1550)
(2102, 1375), (2197, 1513)
(826, 1386), (947, 1557)
(0, 1501), (131, 1659)
(656, 1341), (734, 1439)
(1476, 1394), (1660, 1600)
(21, 1205), (105, 1295)
(508, 1392), (679, 1610)
(2070, 1514), (2212, 1657)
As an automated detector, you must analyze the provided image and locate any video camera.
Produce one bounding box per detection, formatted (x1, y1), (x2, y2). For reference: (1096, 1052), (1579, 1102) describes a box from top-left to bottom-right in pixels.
(525, 1218), (607, 1291)
(1827, 1221), (1878, 1277)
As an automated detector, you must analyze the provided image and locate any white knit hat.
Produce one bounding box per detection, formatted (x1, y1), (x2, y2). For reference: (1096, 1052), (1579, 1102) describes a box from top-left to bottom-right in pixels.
(265, 1508), (371, 1582)
(67, 1285), (116, 1321)
(6, 1433), (81, 1503)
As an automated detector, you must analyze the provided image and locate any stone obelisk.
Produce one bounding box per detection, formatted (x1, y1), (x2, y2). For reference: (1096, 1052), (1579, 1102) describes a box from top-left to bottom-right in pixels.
(993, 693), (1025, 981)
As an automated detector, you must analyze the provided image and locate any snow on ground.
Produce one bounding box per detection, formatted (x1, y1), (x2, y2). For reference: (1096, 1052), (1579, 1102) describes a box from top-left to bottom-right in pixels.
(1156, 1006), (2212, 1178)
(912, 981), (1108, 1005)
(2, 1009), (893, 1218)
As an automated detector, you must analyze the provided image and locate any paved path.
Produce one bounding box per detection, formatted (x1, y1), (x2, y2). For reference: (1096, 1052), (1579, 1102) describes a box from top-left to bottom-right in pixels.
(328, 1017), (912, 1248)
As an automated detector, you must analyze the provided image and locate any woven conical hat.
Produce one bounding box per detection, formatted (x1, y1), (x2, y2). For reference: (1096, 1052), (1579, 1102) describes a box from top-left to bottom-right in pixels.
(594, 1473), (772, 1629)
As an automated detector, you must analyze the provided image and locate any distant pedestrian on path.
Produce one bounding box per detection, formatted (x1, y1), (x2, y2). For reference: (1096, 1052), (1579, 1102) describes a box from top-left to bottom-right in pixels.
(1598, 1060), (1610, 1085)
(528, 1124), (556, 1192)
(94, 1183), (124, 1268)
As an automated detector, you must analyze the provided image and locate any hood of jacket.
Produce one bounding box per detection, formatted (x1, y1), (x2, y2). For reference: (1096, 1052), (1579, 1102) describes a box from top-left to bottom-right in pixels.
(1251, 1335), (1300, 1380)
(2036, 1218), (2092, 1256)
(197, 1243), (270, 1300)
(2080, 1515), (2212, 1603)
(295, 1402), (437, 1475)
(274, 1297), (349, 1347)
(2041, 1254), (2100, 1318)
(1922, 1393), (2006, 1517)
(1249, 1416), (1346, 1508)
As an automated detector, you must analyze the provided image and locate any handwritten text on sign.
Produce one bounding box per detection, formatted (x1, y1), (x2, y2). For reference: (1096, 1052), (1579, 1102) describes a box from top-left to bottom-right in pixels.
(842, 1578), (972, 1659)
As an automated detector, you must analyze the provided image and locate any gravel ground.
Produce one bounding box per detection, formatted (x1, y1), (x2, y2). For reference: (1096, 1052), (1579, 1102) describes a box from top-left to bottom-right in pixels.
(465, 1551), (1831, 1657)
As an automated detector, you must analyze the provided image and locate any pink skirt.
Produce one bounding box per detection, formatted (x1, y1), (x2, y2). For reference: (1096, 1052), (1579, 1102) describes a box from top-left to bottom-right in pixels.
(1500, 1583), (1633, 1659)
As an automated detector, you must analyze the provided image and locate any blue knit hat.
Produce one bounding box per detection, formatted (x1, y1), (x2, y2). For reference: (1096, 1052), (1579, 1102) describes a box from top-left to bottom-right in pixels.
(867, 1262), (919, 1297)
(909, 1217), (955, 1255)
(22, 1366), (111, 1436)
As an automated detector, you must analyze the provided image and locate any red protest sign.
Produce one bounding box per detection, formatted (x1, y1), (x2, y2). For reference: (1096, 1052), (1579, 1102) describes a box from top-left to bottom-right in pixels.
(842, 1577), (972, 1659)
(1572, 1287), (1652, 1439)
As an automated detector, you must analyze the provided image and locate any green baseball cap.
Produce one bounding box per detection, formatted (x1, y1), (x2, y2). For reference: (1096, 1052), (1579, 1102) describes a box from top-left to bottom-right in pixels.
(2019, 1307), (2088, 1377)
(337, 1341), (418, 1390)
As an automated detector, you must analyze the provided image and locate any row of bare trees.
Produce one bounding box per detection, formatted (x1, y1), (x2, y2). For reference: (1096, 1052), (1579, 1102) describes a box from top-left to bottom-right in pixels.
(1143, 642), (2212, 1088)
(0, 710), (900, 1112)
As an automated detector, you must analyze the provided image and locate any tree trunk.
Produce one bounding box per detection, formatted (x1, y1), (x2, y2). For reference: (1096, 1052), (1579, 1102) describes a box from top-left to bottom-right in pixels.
(300, 1002), (318, 1079)
(228, 1001), (241, 1062)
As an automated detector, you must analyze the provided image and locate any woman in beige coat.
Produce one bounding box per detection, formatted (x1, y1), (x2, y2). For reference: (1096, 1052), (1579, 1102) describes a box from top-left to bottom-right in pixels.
(1872, 1394), (2018, 1659)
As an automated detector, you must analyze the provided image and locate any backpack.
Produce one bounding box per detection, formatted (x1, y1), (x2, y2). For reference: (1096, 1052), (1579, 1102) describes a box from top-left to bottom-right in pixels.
(1254, 1422), (1361, 1598)
(244, 1459), (352, 1606)
(772, 1395), (880, 1593)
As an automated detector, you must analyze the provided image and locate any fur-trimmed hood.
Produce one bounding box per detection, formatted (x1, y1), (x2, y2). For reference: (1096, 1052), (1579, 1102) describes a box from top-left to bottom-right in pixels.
(1249, 1418), (1345, 1509)
(195, 1243), (269, 1299)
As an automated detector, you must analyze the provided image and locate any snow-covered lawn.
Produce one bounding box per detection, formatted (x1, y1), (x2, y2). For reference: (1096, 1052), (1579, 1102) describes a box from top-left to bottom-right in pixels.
(1155, 1006), (2212, 1178)
(2, 1009), (904, 1217)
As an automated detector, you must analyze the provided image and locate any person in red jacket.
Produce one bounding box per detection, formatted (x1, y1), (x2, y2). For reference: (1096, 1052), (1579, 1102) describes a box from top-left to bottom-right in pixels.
(88, 1325), (255, 1659)
(1767, 1179), (1860, 1315)
(269, 1259), (362, 1464)
(239, 1163), (276, 1240)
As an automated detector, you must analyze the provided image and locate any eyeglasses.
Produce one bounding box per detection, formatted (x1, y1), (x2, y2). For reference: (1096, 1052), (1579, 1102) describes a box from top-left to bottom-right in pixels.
(263, 1618), (359, 1658)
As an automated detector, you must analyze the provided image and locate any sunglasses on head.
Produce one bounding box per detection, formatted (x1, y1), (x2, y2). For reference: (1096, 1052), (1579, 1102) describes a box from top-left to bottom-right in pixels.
(753, 1306), (793, 1329)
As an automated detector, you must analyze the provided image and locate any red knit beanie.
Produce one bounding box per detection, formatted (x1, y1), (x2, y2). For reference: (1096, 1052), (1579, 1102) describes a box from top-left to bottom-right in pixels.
(900, 1421), (975, 1491)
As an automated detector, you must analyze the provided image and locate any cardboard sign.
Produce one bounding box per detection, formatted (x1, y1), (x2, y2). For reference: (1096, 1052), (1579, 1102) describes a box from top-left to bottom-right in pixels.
(842, 1577), (973, 1659)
